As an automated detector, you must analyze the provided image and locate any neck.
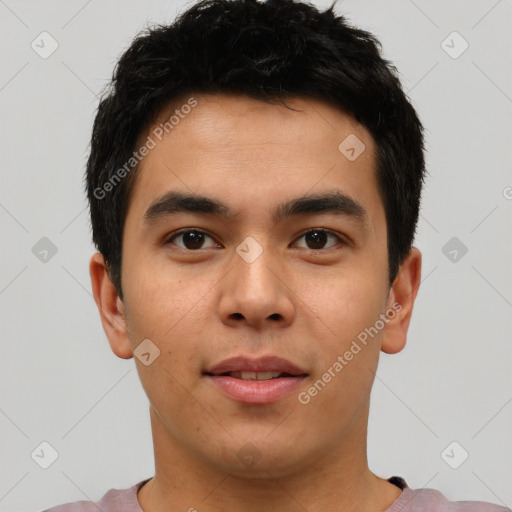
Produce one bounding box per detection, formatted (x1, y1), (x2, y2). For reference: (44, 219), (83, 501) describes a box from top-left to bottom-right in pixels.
(137, 401), (402, 512)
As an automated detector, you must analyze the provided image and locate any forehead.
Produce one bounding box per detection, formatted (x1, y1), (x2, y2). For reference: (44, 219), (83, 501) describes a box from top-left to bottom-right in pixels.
(144, 93), (371, 158)
(129, 93), (382, 228)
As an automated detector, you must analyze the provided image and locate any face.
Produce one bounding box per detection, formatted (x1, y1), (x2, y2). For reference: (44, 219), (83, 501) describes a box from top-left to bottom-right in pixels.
(91, 93), (420, 478)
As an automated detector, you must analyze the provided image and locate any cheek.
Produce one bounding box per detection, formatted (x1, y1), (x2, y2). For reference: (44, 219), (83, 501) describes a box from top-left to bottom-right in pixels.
(122, 256), (206, 337)
(326, 281), (386, 381)
(122, 264), (219, 382)
(304, 283), (384, 418)
(296, 269), (386, 342)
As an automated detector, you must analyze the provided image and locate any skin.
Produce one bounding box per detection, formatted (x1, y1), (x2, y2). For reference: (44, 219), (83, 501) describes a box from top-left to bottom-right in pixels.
(90, 93), (422, 512)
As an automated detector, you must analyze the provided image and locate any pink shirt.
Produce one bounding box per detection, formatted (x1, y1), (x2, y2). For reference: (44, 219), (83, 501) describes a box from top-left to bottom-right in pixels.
(42, 476), (511, 511)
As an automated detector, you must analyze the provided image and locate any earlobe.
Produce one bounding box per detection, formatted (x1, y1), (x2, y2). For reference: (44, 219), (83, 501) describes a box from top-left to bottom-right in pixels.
(380, 247), (422, 355)
(89, 252), (133, 359)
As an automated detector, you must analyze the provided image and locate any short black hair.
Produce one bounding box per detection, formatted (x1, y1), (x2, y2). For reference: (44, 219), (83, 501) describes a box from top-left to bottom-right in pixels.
(86, 0), (426, 300)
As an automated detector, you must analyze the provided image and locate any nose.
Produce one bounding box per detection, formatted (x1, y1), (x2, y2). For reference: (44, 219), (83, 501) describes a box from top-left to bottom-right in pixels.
(217, 242), (296, 330)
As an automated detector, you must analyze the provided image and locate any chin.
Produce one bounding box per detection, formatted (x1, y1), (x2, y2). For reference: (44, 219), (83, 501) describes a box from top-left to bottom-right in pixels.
(200, 429), (315, 478)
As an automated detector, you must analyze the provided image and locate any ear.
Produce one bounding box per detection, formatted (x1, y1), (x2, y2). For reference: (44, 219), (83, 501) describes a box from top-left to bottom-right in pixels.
(380, 247), (422, 355)
(89, 252), (133, 359)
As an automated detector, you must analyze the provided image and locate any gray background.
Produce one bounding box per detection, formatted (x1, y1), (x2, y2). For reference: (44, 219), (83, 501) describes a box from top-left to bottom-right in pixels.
(1, 0), (511, 510)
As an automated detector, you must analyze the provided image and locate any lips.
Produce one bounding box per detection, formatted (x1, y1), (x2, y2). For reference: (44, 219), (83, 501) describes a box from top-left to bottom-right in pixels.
(203, 356), (308, 404)
(204, 355), (307, 377)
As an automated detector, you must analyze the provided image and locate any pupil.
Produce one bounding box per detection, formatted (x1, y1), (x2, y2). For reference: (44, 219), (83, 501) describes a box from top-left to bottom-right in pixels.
(306, 230), (327, 249)
(183, 231), (204, 249)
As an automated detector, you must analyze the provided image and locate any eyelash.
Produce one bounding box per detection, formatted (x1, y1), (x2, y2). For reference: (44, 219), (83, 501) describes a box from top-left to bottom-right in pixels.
(165, 228), (346, 251)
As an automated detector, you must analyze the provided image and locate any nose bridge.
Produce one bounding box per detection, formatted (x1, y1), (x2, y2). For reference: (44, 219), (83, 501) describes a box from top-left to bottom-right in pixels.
(218, 236), (295, 327)
(234, 237), (279, 304)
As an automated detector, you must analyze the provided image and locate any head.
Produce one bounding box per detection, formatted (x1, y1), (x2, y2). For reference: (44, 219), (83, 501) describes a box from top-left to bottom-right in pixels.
(87, 0), (425, 300)
(88, 0), (424, 477)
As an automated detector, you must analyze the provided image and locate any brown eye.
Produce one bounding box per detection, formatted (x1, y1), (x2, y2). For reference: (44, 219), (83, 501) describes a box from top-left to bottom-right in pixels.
(294, 229), (343, 250)
(168, 230), (218, 250)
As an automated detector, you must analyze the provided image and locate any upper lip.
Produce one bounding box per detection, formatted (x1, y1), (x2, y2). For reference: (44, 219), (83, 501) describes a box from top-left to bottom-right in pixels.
(204, 356), (308, 376)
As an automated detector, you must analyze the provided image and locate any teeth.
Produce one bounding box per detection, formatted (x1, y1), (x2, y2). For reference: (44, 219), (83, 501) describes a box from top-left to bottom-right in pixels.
(230, 371), (283, 381)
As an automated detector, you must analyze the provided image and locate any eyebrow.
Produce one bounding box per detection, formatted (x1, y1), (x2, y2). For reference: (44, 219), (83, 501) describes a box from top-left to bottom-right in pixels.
(143, 190), (368, 228)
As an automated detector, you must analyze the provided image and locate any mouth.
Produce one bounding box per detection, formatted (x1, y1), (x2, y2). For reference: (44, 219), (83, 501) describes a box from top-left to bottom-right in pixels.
(203, 356), (308, 404)
(205, 370), (305, 380)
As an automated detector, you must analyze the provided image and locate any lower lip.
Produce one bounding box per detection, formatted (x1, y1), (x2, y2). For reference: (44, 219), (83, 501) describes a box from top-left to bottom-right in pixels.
(205, 375), (307, 404)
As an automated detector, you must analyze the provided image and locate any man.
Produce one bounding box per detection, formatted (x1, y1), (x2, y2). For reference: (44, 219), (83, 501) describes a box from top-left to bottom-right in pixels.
(44, 0), (510, 510)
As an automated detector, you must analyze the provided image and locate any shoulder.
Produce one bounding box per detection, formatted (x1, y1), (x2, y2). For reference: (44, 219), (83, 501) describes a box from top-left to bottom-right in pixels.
(42, 500), (99, 512)
(41, 479), (149, 512)
(392, 485), (511, 512)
